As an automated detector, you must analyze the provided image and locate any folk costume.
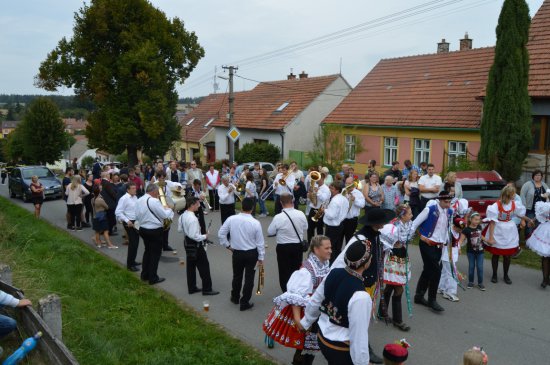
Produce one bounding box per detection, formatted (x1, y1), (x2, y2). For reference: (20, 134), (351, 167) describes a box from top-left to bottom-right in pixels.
(263, 254), (330, 364)
(438, 220), (464, 300)
(483, 200), (526, 256)
(526, 201), (550, 288)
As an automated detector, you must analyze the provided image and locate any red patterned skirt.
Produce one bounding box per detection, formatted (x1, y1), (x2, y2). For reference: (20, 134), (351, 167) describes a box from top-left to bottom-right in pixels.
(263, 306), (307, 350)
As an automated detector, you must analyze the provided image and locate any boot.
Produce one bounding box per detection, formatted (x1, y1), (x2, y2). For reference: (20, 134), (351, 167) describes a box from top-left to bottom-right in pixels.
(392, 295), (410, 331)
(292, 350), (305, 365)
(378, 287), (392, 321)
(303, 354), (315, 365)
(542, 258), (550, 288)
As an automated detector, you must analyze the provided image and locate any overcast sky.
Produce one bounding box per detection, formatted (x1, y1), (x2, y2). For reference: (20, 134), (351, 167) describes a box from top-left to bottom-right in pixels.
(0, 0), (545, 98)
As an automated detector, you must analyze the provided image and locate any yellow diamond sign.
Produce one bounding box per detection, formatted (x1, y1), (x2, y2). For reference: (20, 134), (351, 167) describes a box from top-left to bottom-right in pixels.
(227, 127), (241, 142)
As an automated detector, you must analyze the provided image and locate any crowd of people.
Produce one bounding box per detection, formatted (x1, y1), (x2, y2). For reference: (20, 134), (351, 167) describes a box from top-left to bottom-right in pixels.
(13, 157), (550, 364)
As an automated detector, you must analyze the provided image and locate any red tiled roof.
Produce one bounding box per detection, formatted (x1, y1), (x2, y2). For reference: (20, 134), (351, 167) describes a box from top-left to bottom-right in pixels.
(528, 0), (550, 97)
(181, 75), (342, 142)
(324, 47), (495, 129)
(324, 0), (550, 129)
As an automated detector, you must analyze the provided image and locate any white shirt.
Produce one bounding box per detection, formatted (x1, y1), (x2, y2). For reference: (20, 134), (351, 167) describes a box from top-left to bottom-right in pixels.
(115, 193), (138, 223)
(292, 169), (304, 182)
(205, 170), (220, 190)
(267, 208), (308, 244)
(217, 183), (235, 205)
(318, 290), (372, 365)
(135, 194), (174, 229)
(308, 183), (331, 209)
(412, 200), (450, 243)
(418, 174), (442, 199)
(346, 188), (366, 219)
(274, 172), (295, 195)
(218, 213), (265, 260)
(323, 194), (349, 226)
(178, 210), (206, 242)
(245, 181), (257, 198)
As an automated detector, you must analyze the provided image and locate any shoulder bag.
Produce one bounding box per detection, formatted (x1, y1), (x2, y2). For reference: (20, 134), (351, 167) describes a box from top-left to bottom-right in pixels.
(282, 210), (308, 252)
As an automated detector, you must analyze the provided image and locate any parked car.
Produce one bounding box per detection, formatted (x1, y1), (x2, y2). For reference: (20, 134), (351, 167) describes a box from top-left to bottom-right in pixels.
(235, 162), (276, 178)
(455, 170), (506, 217)
(8, 166), (63, 202)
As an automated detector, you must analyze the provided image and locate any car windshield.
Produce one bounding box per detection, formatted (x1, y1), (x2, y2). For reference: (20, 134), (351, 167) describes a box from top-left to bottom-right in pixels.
(461, 185), (504, 200)
(22, 167), (55, 179)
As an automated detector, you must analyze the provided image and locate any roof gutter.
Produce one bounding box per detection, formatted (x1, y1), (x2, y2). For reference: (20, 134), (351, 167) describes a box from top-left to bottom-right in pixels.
(280, 130), (285, 160)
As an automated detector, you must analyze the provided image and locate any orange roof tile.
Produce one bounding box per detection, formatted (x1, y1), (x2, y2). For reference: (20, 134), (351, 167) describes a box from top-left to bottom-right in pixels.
(528, 0), (550, 97)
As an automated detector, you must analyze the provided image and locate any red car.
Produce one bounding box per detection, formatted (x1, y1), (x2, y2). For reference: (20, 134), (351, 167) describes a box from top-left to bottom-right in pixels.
(455, 171), (506, 217)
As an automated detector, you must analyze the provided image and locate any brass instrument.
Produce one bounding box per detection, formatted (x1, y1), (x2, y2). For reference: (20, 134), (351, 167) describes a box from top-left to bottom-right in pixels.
(312, 201), (328, 223)
(307, 171), (321, 207)
(171, 186), (187, 212)
(157, 181), (173, 230)
(342, 181), (359, 212)
(229, 183), (243, 202)
(256, 263), (265, 295)
(260, 171), (291, 200)
(200, 191), (212, 210)
(278, 171), (292, 186)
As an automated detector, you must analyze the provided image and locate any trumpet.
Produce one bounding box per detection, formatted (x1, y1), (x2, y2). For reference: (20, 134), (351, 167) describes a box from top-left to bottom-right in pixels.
(256, 263), (265, 295)
(307, 171), (321, 207)
(200, 191), (212, 210)
(312, 201), (328, 222)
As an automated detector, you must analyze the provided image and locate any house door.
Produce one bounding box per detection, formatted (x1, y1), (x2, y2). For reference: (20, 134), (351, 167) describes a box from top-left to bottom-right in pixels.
(206, 146), (215, 163)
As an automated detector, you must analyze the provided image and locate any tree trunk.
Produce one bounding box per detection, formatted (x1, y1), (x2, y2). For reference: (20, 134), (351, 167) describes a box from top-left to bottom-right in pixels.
(127, 145), (138, 167)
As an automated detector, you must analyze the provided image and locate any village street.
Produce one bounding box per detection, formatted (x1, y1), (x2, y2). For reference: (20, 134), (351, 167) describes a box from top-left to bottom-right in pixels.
(1, 184), (549, 365)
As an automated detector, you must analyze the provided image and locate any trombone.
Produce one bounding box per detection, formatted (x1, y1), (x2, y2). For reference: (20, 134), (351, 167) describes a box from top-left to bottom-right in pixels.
(229, 183), (244, 202)
(342, 180), (359, 212)
(260, 170), (292, 201)
(256, 263), (265, 295)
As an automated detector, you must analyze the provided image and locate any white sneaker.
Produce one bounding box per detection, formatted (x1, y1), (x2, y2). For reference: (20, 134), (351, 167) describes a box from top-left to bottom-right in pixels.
(437, 288), (444, 294)
(258, 213), (267, 218)
(203, 210), (208, 215)
(442, 292), (459, 302)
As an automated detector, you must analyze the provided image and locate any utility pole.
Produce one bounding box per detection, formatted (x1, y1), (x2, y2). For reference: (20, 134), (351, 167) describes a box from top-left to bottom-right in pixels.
(222, 65), (238, 164)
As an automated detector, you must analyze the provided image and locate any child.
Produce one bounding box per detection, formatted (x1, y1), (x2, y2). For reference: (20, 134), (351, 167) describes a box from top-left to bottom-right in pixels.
(438, 217), (465, 302)
(462, 212), (485, 290)
(526, 201), (550, 288)
(383, 339), (410, 365)
(463, 346), (488, 365)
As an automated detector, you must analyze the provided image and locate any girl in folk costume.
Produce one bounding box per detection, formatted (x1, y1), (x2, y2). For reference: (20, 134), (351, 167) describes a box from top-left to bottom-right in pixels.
(379, 204), (415, 332)
(483, 185), (533, 284)
(438, 217), (465, 302)
(445, 182), (470, 220)
(526, 201), (550, 288)
(263, 235), (331, 365)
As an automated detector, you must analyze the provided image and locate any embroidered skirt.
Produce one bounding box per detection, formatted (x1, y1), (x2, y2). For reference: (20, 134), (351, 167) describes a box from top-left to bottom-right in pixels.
(263, 305), (319, 351)
(383, 248), (410, 286)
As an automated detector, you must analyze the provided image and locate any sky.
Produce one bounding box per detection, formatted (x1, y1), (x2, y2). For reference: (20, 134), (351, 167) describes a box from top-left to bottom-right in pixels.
(0, 0), (545, 98)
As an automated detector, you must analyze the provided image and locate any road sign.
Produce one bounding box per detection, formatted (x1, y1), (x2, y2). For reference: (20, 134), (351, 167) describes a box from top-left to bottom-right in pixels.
(227, 127), (241, 142)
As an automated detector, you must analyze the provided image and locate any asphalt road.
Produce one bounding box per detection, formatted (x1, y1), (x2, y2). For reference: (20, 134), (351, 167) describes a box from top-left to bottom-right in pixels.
(1, 184), (549, 365)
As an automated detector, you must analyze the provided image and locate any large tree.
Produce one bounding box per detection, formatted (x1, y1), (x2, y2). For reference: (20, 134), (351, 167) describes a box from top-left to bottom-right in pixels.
(36, 0), (204, 166)
(478, 0), (531, 181)
(20, 97), (68, 164)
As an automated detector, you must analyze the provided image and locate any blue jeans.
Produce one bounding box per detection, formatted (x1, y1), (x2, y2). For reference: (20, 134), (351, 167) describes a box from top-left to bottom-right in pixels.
(467, 251), (484, 285)
(0, 313), (17, 339)
(258, 198), (267, 215)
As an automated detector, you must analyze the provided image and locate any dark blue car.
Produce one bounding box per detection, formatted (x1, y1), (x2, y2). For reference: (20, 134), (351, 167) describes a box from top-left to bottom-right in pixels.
(8, 166), (63, 202)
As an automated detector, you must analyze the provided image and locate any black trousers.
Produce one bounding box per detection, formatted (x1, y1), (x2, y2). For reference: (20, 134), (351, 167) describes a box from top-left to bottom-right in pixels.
(195, 208), (207, 234)
(416, 241), (443, 302)
(307, 209), (324, 242)
(326, 224), (345, 264)
(67, 204), (83, 228)
(220, 203), (236, 225)
(274, 194), (282, 215)
(162, 228), (171, 250)
(343, 217), (359, 245)
(185, 243), (213, 292)
(318, 330), (354, 365)
(107, 208), (116, 234)
(276, 243), (303, 292)
(231, 249), (258, 305)
(208, 189), (220, 210)
(123, 222), (140, 268)
(139, 227), (164, 283)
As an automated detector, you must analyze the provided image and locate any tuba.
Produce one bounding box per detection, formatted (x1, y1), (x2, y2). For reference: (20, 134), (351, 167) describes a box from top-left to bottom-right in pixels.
(307, 171), (321, 207)
(171, 186), (187, 212)
(157, 181), (173, 230)
(256, 263), (265, 295)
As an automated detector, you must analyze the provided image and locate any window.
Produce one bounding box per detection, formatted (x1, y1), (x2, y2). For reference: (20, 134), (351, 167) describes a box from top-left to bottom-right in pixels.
(448, 141), (467, 165)
(531, 116), (550, 153)
(414, 139), (430, 165)
(383, 137), (398, 166)
(345, 135), (356, 161)
(253, 139), (268, 144)
(204, 118), (215, 128)
(274, 102), (290, 113)
(185, 118), (195, 126)
(180, 148), (186, 162)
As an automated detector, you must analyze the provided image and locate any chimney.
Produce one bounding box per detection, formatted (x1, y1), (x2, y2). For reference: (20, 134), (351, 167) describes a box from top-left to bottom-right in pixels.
(460, 32), (473, 51)
(287, 72), (296, 80)
(299, 71), (308, 79)
(437, 39), (449, 53)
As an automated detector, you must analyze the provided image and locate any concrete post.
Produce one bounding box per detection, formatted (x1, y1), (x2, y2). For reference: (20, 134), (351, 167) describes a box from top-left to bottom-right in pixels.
(38, 294), (63, 340)
(0, 264), (13, 285)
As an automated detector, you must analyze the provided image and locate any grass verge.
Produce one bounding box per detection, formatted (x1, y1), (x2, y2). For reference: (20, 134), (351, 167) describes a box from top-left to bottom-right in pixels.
(0, 197), (275, 365)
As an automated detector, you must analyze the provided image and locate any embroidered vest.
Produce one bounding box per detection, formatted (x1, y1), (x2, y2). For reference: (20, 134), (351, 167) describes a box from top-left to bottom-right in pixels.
(419, 204), (452, 238)
(320, 268), (365, 328)
(302, 260), (324, 292)
(497, 200), (515, 222)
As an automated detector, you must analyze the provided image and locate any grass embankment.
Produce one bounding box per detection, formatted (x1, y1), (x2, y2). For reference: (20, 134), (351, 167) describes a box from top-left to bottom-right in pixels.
(0, 197), (275, 365)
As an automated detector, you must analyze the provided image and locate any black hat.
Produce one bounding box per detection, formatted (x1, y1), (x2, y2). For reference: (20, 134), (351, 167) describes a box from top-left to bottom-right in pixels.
(437, 190), (453, 200)
(358, 208), (396, 226)
(345, 240), (372, 269)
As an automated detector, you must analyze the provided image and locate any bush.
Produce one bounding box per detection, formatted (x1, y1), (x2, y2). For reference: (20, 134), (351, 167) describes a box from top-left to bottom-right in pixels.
(235, 142), (280, 164)
(81, 155), (95, 169)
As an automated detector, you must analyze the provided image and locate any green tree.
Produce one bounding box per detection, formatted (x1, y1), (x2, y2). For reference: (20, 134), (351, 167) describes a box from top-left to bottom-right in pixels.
(81, 155), (95, 169)
(235, 142), (281, 164)
(478, 0), (531, 181)
(18, 97), (67, 164)
(4, 129), (25, 162)
(36, 0), (204, 167)
(307, 125), (364, 172)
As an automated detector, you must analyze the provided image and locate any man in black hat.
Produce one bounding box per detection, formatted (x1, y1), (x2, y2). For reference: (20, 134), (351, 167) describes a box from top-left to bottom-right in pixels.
(317, 240), (373, 365)
(301, 208), (396, 364)
(411, 190), (453, 312)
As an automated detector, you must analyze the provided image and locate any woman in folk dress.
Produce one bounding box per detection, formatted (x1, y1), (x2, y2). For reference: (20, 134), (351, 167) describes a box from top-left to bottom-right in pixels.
(526, 201), (550, 288)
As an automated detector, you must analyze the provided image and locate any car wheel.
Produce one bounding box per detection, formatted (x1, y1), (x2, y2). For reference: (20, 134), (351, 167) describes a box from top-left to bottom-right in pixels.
(9, 187), (16, 198)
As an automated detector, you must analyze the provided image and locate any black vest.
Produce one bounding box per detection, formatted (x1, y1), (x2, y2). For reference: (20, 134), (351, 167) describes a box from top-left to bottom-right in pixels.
(320, 268), (365, 328)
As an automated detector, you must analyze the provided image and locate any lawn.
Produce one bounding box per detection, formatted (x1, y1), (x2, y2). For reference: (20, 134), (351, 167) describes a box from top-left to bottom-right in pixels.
(0, 197), (275, 365)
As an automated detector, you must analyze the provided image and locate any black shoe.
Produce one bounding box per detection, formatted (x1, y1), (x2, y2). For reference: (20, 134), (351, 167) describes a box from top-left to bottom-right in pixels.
(230, 297), (239, 305)
(428, 301), (445, 312)
(504, 276), (512, 285)
(76, 226), (83, 231)
(188, 288), (202, 294)
(491, 275), (498, 283)
(133, 261), (142, 265)
(81, 222), (91, 228)
(127, 266), (140, 272)
(110, 232), (118, 236)
(414, 295), (429, 307)
(202, 290), (220, 296)
(67, 225), (75, 230)
(163, 245), (175, 251)
(369, 345), (383, 364)
(240, 302), (254, 311)
(149, 277), (166, 285)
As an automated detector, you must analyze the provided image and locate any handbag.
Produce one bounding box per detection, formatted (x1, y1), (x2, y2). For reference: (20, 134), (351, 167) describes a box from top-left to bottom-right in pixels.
(283, 210), (308, 252)
(95, 210), (107, 222)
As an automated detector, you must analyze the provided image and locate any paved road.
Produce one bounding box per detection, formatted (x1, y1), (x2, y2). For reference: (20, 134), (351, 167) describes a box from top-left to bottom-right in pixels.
(1, 184), (549, 365)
